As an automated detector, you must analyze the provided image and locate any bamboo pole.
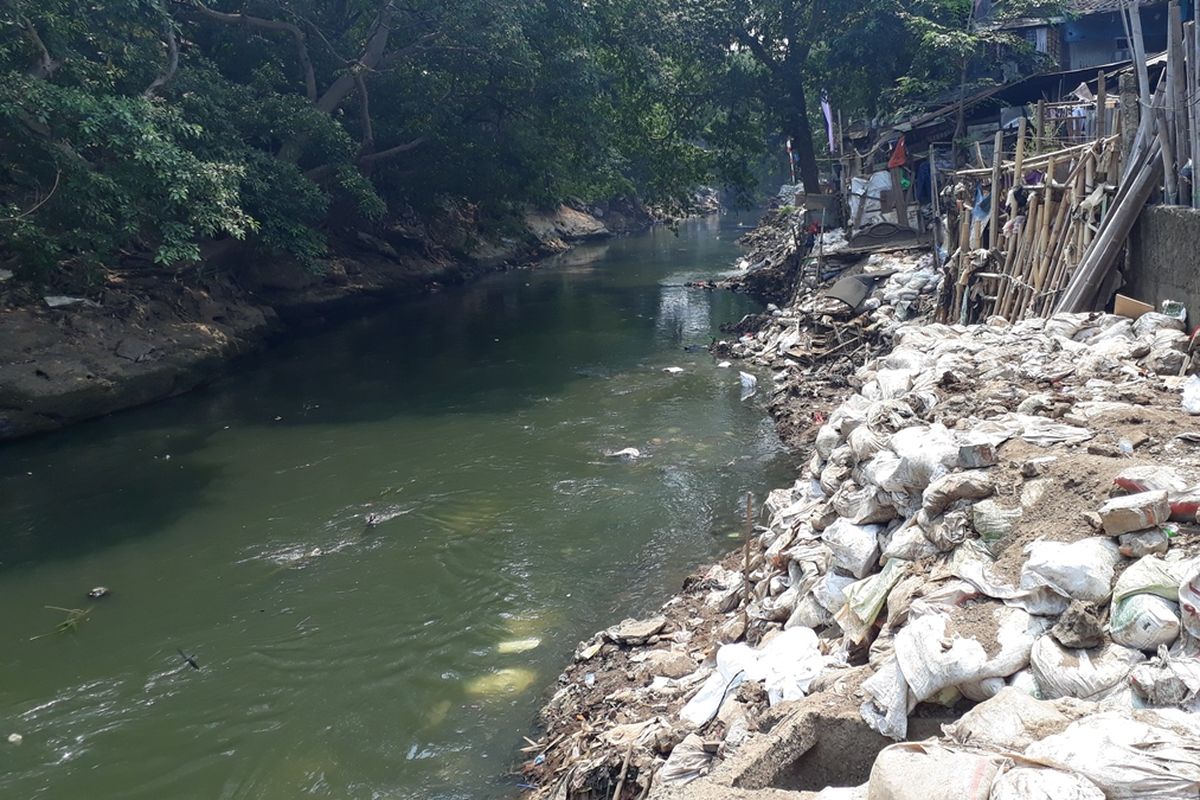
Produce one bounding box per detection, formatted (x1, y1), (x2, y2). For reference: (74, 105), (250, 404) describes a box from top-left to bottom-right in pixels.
(1096, 70), (1107, 138)
(955, 136), (1117, 177)
(989, 130), (1003, 249)
(1057, 138), (1164, 312)
(1189, 19), (1200, 206)
(1170, 0), (1187, 192)
(1000, 193), (1039, 319)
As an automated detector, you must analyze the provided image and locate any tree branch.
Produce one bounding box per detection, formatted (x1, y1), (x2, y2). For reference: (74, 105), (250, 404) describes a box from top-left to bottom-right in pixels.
(0, 170), (61, 223)
(144, 17), (180, 98)
(358, 135), (426, 165)
(313, 5), (396, 114)
(186, 0), (318, 101)
(354, 72), (374, 154)
(735, 28), (781, 76)
(21, 15), (59, 79)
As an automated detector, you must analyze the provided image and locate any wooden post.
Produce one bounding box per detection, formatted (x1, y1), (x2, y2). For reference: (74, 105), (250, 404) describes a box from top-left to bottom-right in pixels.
(742, 492), (753, 609)
(1096, 70), (1107, 138)
(1169, 0), (1187, 193)
(930, 146), (941, 266)
(1119, 71), (1139, 165)
(989, 130), (1003, 249)
(1036, 99), (1047, 151)
(1010, 117), (1027, 217)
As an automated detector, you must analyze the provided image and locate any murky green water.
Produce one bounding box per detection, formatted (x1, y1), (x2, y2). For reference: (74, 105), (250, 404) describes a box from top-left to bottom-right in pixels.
(0, 215), (794, 799)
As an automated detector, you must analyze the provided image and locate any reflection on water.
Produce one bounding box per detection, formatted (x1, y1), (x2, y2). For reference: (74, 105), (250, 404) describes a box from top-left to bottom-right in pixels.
(0, 213), (795, 800)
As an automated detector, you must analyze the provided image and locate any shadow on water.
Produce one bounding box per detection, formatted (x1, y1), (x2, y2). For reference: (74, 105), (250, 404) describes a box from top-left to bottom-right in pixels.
(0, 220), (759, 572)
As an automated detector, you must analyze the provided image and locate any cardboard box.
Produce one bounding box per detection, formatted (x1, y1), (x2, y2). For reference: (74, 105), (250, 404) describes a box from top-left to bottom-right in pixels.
(1114, 294), (1154, 319)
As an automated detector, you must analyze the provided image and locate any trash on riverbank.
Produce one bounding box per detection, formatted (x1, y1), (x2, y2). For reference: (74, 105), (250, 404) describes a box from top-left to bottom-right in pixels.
(526, 219), (1200, 798)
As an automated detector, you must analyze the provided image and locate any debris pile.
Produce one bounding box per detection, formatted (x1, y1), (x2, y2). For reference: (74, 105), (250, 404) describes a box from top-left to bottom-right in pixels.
(720, 244), (941, 446)
(528, 300), (1200, 798)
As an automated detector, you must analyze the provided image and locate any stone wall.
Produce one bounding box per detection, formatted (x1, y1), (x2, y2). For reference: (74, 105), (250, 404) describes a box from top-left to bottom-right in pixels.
(1125, 204), (1200, 318)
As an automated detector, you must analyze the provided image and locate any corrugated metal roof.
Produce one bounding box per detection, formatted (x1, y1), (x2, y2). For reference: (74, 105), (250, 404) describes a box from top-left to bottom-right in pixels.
(1067, 0), (1159, 13)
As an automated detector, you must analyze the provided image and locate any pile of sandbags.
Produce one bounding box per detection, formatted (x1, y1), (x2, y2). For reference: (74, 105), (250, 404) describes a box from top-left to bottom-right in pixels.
(684, 310), (1200, 776)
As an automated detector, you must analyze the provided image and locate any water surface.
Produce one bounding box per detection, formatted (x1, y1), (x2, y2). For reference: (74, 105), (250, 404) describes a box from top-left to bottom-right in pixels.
(0, 214), (794, 799)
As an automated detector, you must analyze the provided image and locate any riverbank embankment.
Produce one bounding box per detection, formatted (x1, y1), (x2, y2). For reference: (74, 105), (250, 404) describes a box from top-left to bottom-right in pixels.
(0, 201), (660, 441)
(527, 209), (1200, 799)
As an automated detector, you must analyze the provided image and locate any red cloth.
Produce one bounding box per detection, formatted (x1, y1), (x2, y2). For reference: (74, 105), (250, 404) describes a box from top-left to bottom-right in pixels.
(888, 135), (908, 169)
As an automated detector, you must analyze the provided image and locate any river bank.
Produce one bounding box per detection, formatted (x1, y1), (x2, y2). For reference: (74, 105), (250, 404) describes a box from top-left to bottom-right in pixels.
(0, 200), (664, 442)
(526, 211), (1200, 798)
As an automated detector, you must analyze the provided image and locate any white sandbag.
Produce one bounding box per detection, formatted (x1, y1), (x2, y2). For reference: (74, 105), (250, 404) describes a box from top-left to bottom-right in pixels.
(1134, 311), (1186, 336)
(972, 499), (1023, 551)
(958, 676), (1006, 702)
(1130, 649), (1200, 707)
(785, 592), (833, 630)
(1182, 563), (1200, 638)
(1024, 712), (1200, 798)
(883, 518), (940, 561)
(950, 540), (1070, 616)
(833, 482), (897, 525)
(895, 605), (1045, 703)
(870, 368), (916, 400)
(860, 656), (913, 740)
(1007, 667), (1040, 697)
(893, 614), (975, 700)
(812, 569), (858, 614)
(816, 423), (842, 459)
(1110, 594), (1181, 652)
(861, 451), (904, 492)
(848, 424), (891, 462)
(1113, 555), (1193, 605)
(659, 733), (714, 785)
(1019, 538), (1120, 603)
(944, 687), (1073, 751)
(822, 519), (883, 579)
(678, 627), (830, 727)
(835, 558), (910, 644)
(921, 470), (995, 517)
(889, 424), (959, 492)
(988, 767), (1105, 800)
(866, 741), (1008, 800)
(1029, 636), (1146, 700)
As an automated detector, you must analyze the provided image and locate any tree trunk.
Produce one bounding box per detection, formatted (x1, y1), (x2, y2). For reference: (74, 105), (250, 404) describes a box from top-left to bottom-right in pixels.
(787, 83), (821, 192)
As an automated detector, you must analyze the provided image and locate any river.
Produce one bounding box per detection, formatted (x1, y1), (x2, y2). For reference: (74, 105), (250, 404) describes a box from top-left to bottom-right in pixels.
(0, 214), (795, 799)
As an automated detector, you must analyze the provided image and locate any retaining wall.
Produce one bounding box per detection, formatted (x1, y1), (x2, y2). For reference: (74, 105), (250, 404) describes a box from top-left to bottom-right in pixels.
(1126, 204), (1200, 318)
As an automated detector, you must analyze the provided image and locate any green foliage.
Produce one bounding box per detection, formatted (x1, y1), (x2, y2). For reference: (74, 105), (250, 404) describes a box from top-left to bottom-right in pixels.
(0, 0), (1064, 287)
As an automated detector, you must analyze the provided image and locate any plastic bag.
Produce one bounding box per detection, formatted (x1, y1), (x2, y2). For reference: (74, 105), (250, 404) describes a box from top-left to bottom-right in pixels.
(1019, 538), (1120, 603)
(866, 742), (1008, 800)
(989, 767), (1105, 800)
(1029, 636), (1146, 700)
(1024, 712), (1200, 799)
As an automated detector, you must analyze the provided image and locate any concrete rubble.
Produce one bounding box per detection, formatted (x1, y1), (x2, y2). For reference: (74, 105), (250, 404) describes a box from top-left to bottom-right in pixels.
(525, 218), (1200, 800)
